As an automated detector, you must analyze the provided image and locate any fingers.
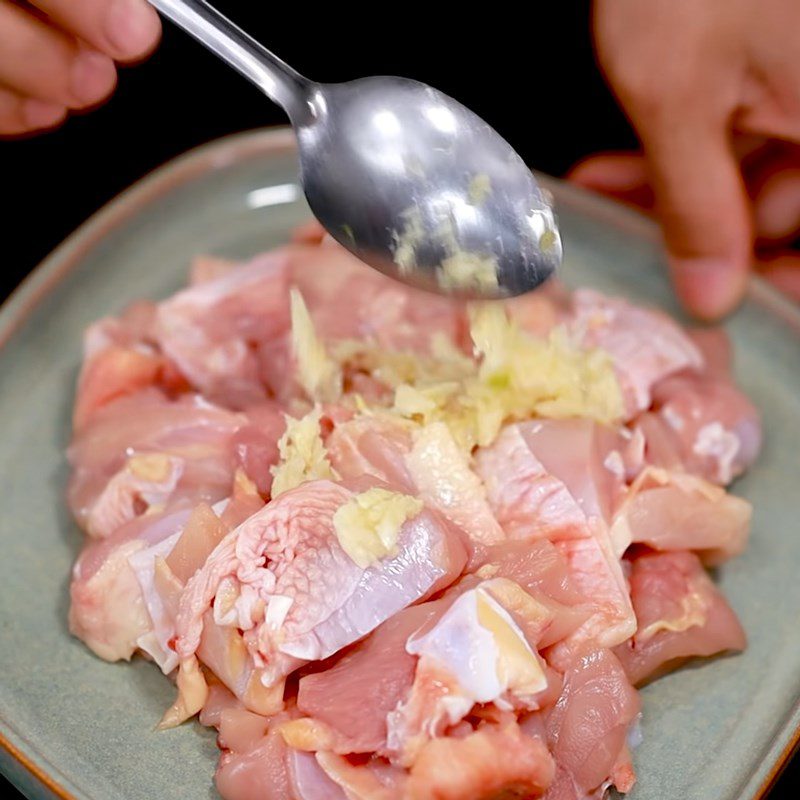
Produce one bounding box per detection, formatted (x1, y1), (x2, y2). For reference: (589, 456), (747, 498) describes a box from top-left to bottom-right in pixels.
(753, 168), (800, 243)
(568, 136), (753, 321)
(569, 152), (647, 190)
(592, 0), (753, 318)
(633, 111), (752, 320)
(568, 152), (654, 210)
(0, 84), (66, 136)
(757, 253), (800, 303)
(751, 152), (800, 304)
(29, 0), (161, 62)
(0, 1), (116, 108)
(0, 0), (161, 136)
(567, 142), (752, 320)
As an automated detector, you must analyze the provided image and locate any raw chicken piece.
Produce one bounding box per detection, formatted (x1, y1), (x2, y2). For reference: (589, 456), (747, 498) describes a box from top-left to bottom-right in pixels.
(74, 345), (163, 432)
(84, 453), (184, 539)
(289, 751), (349, 800)
(291, 572), (556, 772)
(550, 524), (636, 656)
(569, 289), (703, 417)
(175, 480), (466, 686)
(330, 417), (503, 546)
(614, 551), (746, 685)
(68, 391), (241, 531)
(475, 418), (631, 543)
(218, 712), (384, 800)
(650, 372), (762, 485)
(81, 301), (158, 359)
(115, 498), (245, 678)
(69, 507), (191, 662)
(314, 753), (406, 800)
(290, 240), (467, 353)
(472, 546), (591, 649)
(297, 603), (440, 754)
(215, 714), (295, 800)
(388, 579), (549, 764)
(475, 424), (635, 656)
(156, 250), (291, 406)
(405, 718), (555, 800)
(67, 390), (278, 539)
(73, 302), (171, 430)
(230, 403), (287, 495)
(189, 255), (236, 285)
(70, 537), (152, 663)
(476, 539), (588, 609)
(199, 682), (242, 729)
(219, 707), (270, 753)
(504, 282), (566, 338)
(326, 416), (416, 493)
(611, 467), (752, 564)
(630, 412), (684, 475)
(166, 510), (277, 718)
(153, 496), (285, 718)
(72, 494), (269, 690)
(517, 419), (627, 524)
(474, 424), (588, 542)
(545, 648), (640, 798)
(405, 422), (504, 546)
(196, 611), (284, 717)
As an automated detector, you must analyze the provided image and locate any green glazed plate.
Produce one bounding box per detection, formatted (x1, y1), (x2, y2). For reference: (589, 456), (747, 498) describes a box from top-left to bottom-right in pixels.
(1, 128), (798, 800)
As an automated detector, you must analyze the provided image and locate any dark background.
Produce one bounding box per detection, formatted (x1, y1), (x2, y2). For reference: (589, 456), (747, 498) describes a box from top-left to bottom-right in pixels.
(0, 2), (796, 797)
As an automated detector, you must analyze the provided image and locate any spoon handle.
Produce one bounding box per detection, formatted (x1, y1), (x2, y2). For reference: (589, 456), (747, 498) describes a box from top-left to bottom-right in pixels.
(148, 0), (311, 120)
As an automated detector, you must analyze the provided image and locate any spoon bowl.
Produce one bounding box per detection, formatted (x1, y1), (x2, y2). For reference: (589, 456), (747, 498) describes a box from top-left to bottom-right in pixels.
(298, 76), (561, 297)
(149, 0), (562, 298)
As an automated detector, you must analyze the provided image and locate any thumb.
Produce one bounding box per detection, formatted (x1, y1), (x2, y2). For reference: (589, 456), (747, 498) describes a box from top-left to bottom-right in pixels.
(639, 119), (752, 319)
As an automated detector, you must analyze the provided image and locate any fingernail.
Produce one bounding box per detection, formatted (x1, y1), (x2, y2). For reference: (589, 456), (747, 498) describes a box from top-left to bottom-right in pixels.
(105, 0), (161, 59)
(70, 51), (117, 106)
(668, 256), (748, 320)
(23, 99), (67, 130)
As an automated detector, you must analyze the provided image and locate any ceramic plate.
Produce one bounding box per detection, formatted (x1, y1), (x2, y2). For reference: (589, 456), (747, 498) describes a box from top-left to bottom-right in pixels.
(1, 128), (798, 800)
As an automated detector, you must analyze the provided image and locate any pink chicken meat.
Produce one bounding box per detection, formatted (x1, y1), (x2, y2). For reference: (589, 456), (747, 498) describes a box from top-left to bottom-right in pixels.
(66, 232), (761, 800)
(175, 479), (466, 684)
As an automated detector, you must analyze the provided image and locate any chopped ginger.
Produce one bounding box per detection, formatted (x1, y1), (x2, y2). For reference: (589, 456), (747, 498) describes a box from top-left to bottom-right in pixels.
(438, 252), (499, 293)
(127, 453), (173, 482)
(290, 298), (623, 463)
(375, 304), (624, 451)
(270, 407), (337, 497)
(158, 656), (208, 729)
(468, 173), (492, 205)
(333, 487), (423, 568)
(290, 287), (341, 402)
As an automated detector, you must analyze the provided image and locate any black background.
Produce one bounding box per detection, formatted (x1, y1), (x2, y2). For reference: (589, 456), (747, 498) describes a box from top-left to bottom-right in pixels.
(0, 2), (796, 797)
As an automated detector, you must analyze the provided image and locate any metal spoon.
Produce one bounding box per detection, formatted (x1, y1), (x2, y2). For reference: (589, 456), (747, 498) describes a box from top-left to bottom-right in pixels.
(149, 0), (562, 298)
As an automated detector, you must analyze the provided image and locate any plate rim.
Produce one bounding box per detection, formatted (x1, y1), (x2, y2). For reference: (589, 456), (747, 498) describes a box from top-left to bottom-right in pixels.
(1, 125), (798, 800)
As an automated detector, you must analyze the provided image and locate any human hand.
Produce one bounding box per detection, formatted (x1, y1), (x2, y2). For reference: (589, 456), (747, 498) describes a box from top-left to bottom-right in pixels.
(575, 0), (800, 318)
(571, 143), (800, 306)
(0, 1), (161, 137)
